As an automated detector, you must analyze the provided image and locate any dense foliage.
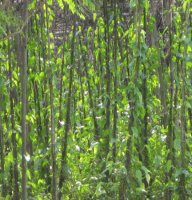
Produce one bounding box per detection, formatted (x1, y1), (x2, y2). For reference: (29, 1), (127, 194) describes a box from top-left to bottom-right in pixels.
(0, 0), (192, 199)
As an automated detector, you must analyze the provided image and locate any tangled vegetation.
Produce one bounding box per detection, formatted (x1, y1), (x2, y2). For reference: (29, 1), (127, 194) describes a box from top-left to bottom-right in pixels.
(0, 0), (192, 199)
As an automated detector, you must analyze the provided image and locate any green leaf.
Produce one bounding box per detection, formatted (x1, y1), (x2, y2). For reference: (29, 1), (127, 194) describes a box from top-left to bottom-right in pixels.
(95, 183), (106, 197)
(166, 160), (172, 172)
(174, 138), (180, 150)
(6, 152), (13, 164)
(93, 13), (97, 22)
(130, 0), (136, 8)
(58, 0), (64, 9)
(136, 169), (142, 183)
(64, 0), (76, 14)
(131, 126), (138, 138)
(146, 173), (150, 184)
(47, 0), (53, 6)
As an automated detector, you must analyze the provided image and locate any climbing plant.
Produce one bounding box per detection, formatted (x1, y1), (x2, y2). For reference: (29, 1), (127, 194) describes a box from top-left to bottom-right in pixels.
(0, 0), (192, 199)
